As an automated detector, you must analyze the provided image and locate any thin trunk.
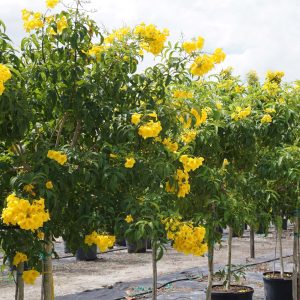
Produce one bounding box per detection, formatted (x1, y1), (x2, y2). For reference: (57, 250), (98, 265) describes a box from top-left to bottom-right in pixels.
(42, 237), (54, 300)
(297, 218), (300, 299)
(206, 241), (214, 300)
(225, 227), (233, 291)
(71, 120), (81, 147)
(273, 226), (277, 274)
(250, 226), (255, 258)
(278, 225), (284, 277)
(15, 263), (24, 300)
(293, 219), (298, 300)
(55, 113), (67, 147)
(152, 240), (157, 300)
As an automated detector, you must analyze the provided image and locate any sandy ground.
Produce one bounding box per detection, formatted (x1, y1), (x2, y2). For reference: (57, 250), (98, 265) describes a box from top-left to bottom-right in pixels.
(0, 227), (294, 300)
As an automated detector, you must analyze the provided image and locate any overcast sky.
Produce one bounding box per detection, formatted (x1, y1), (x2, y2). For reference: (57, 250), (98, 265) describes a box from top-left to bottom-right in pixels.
(0, 0), (299, 82)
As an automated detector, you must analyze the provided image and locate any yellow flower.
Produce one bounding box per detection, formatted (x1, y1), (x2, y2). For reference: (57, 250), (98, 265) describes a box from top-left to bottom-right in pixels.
(162, 138), (178, 152)
(46, 0), (59, 9)
(222, 159), (229, 168)
(212, 48), (226, 64)
(138, 120), (162, 139)
(125, 215), (134, 223)
(23, 184), (35, 196)
(179, 155), (204, 172)
(47, 150), (67, 165)
(134, 23), (169, 55)
(181, 130), (197, 144)
(216, 101), (223, 110)
(265, 108), (276, 114)
(165, 181), (176, 193)
(131, 113), (142, 125)
(190, 55), (215, 76)
(22, 269), (40, 285)
(37, 231), (44, 240)
(265, 70), (284, 84)
(0, 64), (12, 82)
(84, 231), (115, 252)
(173, 89), (193, 99)
(109, 153), (117, 158)
(56, 16), (68, 34)
(261, 114), (272, 124)
(125, 157), (136, 168)
(148, 112), (158, 120)
(45, 181), (53, 189)
(13, 252), (28, 266)
(182, 36), (204, 54)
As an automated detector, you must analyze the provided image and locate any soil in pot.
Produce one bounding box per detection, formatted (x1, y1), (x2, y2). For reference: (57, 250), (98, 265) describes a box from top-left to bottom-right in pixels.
(263, 271), (292, 300)
(211, 285), (254, 300)
(126, 239), (147, 253)
(76, 245), (97, 261)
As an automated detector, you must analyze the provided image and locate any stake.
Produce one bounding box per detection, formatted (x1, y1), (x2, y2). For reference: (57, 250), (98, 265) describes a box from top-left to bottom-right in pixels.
(225, 226), (233, 291)
(250, 226), (255, 258)
(278, 224), (284, 277)
(152, 240), (158, 300)
(206, 240), (214, 300)
(15, 263), (24, 300)
(293, 218), (298, 300)
(42, 236), (54, 300)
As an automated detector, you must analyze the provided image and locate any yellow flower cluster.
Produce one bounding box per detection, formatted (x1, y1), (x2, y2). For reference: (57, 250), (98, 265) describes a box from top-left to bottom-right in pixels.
(125, 214), (134, 223)
(125, 157), (136, 168)
(179, 155), (204, 172)
(262, 81), (280, 96)
(173, 89), (193, 99)
(22, 10), (44, 32)
(46, 0), (59, 9)
(131, 113), (142, 125)
(47, 150), (67, 165)
(162, 138), (178, 152)
(0, 64), (12, 95)
(179, 115), (192, 129)
(190, 108), (207, 127)
(181, 129), (197, 144)
(87, 45), (106, 57)
(190, 54), (214, 76)
(182, 36), (204, 54)
(134, 23), (169, 55)
(2, 194), (50, 231)
(231, 106), (251, 121)
(212, 48), (226, 64)
(190, 48), (225, 77)
(222, 158), (230, 168)
(56, 16), (68, 34)
(13, 252), (28, 266)
(104, 27), (131, 44)
(22, 269), (40, 285)
(84, 231), (116, 252)
(261, 114), (272, 124)
(265, 108), (276, 114)
(138, 120), (162, 139)
(266, 70), (284, 84)
(164, 219), (207, 256)
(176, 169), (190, 198)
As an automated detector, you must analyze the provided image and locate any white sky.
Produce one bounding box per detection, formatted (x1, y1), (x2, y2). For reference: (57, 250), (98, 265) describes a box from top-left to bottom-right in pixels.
(1, 0), (300, 82)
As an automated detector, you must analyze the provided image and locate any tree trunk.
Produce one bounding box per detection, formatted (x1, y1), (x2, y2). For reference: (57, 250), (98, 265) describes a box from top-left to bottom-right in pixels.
(225, 227), (233, 291)
(152, 240), (157, 300)
(42, 237), (54, 300)
(250, 226), (255, 258)
(206, 241), (214, 300)
(278, 225), (284, 277)
(293, 219), (298, 300)
(15, 262), (24, 300)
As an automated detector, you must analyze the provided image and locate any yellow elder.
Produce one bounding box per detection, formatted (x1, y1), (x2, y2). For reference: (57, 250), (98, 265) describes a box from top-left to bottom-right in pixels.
(46, 0), (59, 9)
(138, 120), (162, 139)
(125, 214), (134, 223)
(125, 157), (136, 168)
(22, 269), (40, 285)
(13, 252), (28, 266)
(261, 114), (272, 124)
(190, 55), (215, 76)
(131, 113), (142, 125)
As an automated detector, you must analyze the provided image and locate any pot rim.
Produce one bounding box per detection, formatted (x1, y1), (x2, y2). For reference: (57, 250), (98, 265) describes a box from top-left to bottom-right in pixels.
(263, 271), (293, 281)
(211, 284), (254, 295)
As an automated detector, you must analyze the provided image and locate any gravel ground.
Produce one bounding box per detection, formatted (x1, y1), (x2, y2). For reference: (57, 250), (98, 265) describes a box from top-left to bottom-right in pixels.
(0, 226), (294, 299)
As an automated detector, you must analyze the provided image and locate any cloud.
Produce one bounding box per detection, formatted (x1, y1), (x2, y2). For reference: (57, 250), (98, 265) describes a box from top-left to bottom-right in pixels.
(0, 0), (299, 81)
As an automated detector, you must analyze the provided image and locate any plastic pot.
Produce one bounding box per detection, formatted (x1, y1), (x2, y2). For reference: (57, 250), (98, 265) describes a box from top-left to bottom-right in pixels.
(126, 239), (147, 253)
(76, 245), (97, 261)
(282, 218), (288, 230)
(211, 285), (254, 300)
(263, 271), (292, 300)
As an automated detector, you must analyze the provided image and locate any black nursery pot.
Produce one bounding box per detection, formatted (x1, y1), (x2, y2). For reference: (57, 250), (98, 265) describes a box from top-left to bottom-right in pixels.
(263, 271), (292, 300)
(76, 245), (97, 261)
(126, 239), (147, 253)
(211, 285), (254, 300)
